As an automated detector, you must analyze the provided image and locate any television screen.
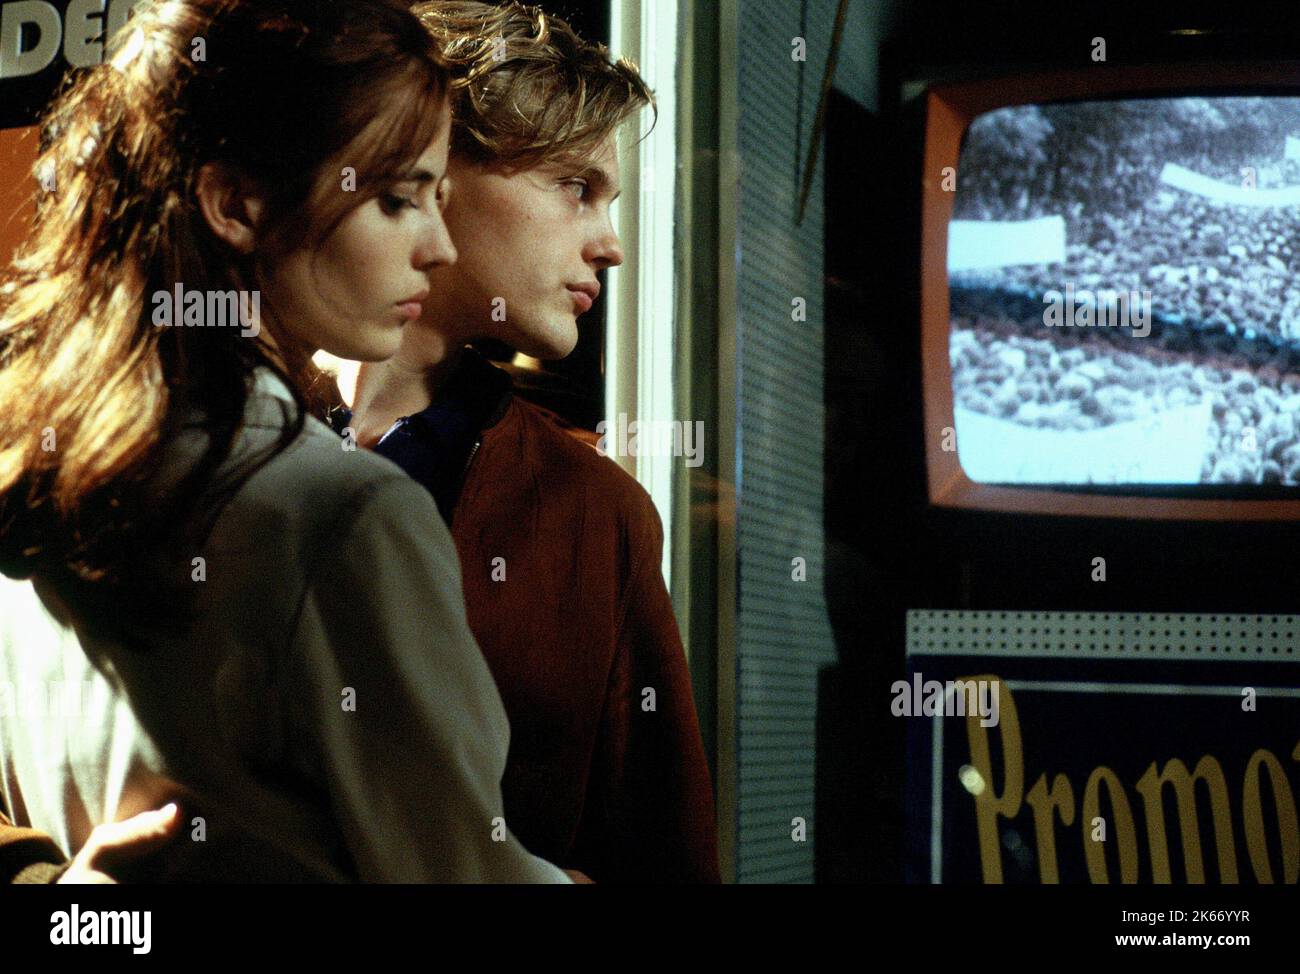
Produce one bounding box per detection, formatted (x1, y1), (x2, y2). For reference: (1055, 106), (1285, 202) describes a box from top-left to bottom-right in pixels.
(948, 96), (1300, 487)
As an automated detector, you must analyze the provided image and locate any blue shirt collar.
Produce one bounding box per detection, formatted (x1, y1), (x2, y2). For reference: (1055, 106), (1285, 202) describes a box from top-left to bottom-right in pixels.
(329, 348), (513, 520)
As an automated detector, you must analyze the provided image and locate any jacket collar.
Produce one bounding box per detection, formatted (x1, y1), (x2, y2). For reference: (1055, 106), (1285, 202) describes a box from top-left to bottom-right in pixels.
(325, 348), (514, 523)
(252, 365), (295, 404)
(326, 346), (513, 441)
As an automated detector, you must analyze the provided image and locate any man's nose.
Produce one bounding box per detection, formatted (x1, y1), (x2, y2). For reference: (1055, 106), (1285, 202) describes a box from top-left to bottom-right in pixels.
(587, 222), (624, 270)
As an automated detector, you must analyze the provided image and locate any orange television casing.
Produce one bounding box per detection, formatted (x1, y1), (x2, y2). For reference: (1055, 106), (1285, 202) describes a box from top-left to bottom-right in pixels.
(922, 62), (1300, 520)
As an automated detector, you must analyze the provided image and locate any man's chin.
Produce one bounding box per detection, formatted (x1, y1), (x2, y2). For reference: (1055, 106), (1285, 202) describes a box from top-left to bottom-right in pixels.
(518, 321), (579, 361)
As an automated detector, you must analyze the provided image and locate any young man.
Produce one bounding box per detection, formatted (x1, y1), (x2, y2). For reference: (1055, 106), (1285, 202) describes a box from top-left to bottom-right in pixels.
(336, 1), (720, 883)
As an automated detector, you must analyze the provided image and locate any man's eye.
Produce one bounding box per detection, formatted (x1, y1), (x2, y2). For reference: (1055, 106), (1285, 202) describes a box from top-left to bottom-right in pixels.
(563, 179), (589, 200)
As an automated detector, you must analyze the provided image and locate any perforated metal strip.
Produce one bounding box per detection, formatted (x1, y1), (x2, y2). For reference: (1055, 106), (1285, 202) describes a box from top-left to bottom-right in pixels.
(907, 610), (1300, 660)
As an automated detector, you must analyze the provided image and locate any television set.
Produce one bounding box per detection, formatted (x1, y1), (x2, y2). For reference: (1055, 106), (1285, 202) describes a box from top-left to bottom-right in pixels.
(921, 63), (1300, 519)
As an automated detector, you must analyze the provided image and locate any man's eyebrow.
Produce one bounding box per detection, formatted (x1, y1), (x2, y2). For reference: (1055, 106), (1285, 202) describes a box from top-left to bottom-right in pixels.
(573, 164), (621, 201)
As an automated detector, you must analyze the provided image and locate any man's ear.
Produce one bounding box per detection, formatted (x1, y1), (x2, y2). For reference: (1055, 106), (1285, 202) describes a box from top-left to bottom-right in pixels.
(194, 161), (266, 255)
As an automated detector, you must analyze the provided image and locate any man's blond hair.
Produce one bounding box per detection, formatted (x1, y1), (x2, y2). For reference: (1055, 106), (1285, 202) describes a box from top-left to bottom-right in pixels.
(412, 1), (654, 169)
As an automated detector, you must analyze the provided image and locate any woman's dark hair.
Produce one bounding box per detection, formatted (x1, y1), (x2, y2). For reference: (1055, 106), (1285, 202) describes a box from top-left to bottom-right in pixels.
(0, 0), (450, 605)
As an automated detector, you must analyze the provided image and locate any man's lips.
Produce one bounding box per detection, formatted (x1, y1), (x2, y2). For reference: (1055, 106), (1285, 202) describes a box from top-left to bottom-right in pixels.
(567, 282), (599, 313)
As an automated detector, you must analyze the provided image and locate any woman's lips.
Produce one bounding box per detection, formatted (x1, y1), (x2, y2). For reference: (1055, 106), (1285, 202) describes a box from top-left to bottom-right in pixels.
(395, 288), (429, 321)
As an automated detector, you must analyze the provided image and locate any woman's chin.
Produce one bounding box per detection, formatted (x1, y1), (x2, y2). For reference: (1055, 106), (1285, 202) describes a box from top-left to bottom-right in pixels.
(328, 327), (404, 363)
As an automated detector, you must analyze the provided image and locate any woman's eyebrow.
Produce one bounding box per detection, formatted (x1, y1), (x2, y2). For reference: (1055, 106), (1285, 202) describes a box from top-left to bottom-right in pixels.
(400, 168), (440, 184)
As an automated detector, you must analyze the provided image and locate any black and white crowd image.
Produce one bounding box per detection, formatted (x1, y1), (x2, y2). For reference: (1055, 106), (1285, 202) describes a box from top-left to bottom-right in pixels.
(948, 97), (1300, 486)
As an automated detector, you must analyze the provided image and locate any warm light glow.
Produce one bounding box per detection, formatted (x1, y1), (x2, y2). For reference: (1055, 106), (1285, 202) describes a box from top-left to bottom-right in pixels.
(511, 352), (544, 372)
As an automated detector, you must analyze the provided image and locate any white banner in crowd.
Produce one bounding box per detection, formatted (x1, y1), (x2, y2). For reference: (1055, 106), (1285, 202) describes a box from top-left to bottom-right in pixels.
(1160, 162), (1300, 207)
(947, 216), (1066, 272)
(953, 400), (1214, 485)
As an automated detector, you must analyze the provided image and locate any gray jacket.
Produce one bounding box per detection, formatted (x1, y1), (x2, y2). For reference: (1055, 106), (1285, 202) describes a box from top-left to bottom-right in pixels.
(0, 368), (568, 882)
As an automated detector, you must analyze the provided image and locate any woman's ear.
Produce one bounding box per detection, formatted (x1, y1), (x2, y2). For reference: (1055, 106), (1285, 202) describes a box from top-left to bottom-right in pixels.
(194, 161), (266, 255)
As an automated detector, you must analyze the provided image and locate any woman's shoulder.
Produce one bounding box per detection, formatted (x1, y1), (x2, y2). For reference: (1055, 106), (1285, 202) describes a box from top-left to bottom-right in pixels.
(192, 369), (433, 540)
(243, 409), (425, 527)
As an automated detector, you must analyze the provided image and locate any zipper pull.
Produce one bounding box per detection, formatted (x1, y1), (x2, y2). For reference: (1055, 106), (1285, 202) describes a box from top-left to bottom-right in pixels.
(460, 439), (482, 483)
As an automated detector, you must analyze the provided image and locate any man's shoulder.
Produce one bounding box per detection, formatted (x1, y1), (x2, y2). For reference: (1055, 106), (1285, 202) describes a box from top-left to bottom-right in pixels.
(506, 397), (661, 529)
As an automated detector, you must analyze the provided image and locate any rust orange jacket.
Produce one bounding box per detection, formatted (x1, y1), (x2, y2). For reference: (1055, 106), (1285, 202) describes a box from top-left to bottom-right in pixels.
(451, 399), (720, 883)
(350, 351), (720, 883)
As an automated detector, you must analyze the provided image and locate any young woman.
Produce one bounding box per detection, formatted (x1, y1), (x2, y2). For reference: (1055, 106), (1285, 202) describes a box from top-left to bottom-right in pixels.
(0, 0), (567, 883)
(337, 1), (720, 883)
